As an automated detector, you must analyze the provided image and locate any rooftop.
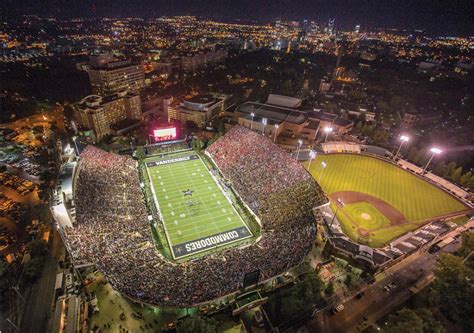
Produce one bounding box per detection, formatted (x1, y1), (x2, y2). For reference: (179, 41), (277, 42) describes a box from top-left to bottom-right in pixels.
(236, 101), (307, 125)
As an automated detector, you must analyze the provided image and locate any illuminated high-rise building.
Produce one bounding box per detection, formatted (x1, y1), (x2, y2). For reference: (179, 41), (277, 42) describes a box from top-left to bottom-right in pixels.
(328, 18), (335, 35)
(87, 57), (145, 95)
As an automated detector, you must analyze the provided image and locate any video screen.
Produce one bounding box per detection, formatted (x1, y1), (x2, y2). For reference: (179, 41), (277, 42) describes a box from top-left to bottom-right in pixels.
(153, 127), (177, 141)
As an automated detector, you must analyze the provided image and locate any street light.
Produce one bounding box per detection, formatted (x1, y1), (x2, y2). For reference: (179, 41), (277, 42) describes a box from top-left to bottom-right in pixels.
(307, 150), (317, 169)
(296, 139), (303, 160)
(273, 124), (279, 143)
(250, 112), (255, 130)
(423, 147), (442, 174)
(324, 127), (333, 142)
(393, 135), (410, 160)
(319, 161), (327, 182)
(262, 117), (267, 135)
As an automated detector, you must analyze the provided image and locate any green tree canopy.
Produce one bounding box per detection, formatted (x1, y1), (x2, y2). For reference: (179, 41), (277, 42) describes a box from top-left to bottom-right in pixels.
(432, 254), (474, 331)
(384, 308), (424, 333)
(29, 240), (48, 258)
(177, 315), (219, 333)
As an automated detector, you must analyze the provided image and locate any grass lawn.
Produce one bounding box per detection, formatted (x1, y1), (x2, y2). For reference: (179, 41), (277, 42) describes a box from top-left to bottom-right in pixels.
(307, 154), (469, 246)
(145, 152), (252, 259)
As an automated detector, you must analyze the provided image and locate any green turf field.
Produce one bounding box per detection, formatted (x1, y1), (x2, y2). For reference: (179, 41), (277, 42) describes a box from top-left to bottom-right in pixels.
(307, 154), (469, 247)
(145, 152), (252, 259)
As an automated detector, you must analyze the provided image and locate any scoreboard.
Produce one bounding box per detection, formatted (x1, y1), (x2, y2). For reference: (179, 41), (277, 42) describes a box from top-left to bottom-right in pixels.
(153, 126), (177, 142)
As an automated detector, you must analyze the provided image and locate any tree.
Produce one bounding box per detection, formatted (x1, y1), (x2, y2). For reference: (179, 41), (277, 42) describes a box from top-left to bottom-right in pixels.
(29, 240), (48, 258)
(434, 161), (446, 176)
(24, 257), (45, 281)
(414, 308), (445, 333)
(192, 138), (205, 151)
(0, 258), (12, 308)
(432, 254), (474, 331)
(457, 232), (474, 269)
(451, 166), (463, 183)
(355, 121), (363, 133)
(372, 128), (389, 146)
(40, 169), (56, 182)
(443, 162), (457, 179)
(408, 147), (420, 164)
(177, 315), (219, 333)
(324, 281), (335, 296)
(459, 171), (472, 186)
(384, 308), (424, 333)
(467, 175), (474, 191)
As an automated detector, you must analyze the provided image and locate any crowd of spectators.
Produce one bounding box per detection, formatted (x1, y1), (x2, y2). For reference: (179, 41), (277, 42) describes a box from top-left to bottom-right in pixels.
(62, 127), (326, 307)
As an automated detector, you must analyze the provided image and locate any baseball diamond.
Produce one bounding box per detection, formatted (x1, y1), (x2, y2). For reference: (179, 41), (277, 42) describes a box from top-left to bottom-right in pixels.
(306, 153), (470, 247)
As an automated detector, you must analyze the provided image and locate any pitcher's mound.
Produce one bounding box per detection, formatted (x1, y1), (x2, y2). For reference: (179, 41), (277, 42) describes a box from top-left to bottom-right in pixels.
(361, 213), (371, 220)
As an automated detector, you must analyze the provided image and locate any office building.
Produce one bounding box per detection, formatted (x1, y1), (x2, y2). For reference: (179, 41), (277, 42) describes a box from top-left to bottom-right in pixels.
(87, 58), (145, 95)
(73, 92), (142, 141)
(168, 94), (226, 129)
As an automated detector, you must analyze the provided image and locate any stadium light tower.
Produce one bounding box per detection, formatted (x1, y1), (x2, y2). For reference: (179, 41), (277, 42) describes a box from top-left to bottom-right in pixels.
(273, 124), (279, 143)
(423, 147), (442, 174)
(393, 135), (410, 160)
(329, 197), (345, 228)
(262, 117), (267, 135)
(319, 161), (327, 182)
(307, 150), (317, 170)
(324, 127), (333, 143)
(72, 136), (79, 155)
(296, 139), (303, 160)
(250, 112), (255, 130)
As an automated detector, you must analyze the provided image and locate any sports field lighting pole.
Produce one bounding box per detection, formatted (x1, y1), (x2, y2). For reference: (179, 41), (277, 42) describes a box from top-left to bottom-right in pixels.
(329, 198), (344, 228)
(296, 139), (303, 160)
(394, 135), (409, 160)
(423, 147), (442, 174)
(273, 124), (279, 142)
(72, 136), (79, 155)
(307, 150), (317, 170)
(324, 127), (333, 143)
(319, 161), (327, 182)
(250, 112), (255, 131)
(262, 117), (267, 135)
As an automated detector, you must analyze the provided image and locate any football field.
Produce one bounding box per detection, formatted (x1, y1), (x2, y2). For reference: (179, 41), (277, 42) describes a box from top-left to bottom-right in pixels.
(145, 152), (252, 259)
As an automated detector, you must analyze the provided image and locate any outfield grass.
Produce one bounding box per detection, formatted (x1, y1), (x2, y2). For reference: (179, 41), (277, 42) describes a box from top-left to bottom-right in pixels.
(145, 152), (251, 259)
(307, 154), (469, 246)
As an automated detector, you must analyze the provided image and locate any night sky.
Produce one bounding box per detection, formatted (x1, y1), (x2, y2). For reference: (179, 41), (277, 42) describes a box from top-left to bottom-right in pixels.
(3, 0), (474, 36)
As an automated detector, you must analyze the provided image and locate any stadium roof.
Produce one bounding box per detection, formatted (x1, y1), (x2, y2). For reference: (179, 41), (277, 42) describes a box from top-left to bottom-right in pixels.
(235, 101), (307, 125)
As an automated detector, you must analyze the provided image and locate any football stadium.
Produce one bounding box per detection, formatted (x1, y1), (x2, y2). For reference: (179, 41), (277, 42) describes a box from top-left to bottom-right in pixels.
(63, 126), (327, 307)
(306, 153), (470, 247)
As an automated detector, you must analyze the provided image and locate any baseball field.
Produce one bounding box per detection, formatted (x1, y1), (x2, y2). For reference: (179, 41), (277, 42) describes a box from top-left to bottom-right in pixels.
(306, 153), (470, 247)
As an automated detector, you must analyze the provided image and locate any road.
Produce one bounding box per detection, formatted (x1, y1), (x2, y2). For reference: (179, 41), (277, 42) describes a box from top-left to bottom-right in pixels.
(307, 241), (461, 333)
(20, 228), (63, 333)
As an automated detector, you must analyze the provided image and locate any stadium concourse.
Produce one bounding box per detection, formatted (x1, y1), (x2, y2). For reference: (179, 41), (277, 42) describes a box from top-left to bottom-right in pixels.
(62, 126), (326, 307)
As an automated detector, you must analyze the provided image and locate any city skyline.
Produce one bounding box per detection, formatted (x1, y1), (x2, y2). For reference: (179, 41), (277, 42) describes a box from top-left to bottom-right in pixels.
(3, 0), (474, 36)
